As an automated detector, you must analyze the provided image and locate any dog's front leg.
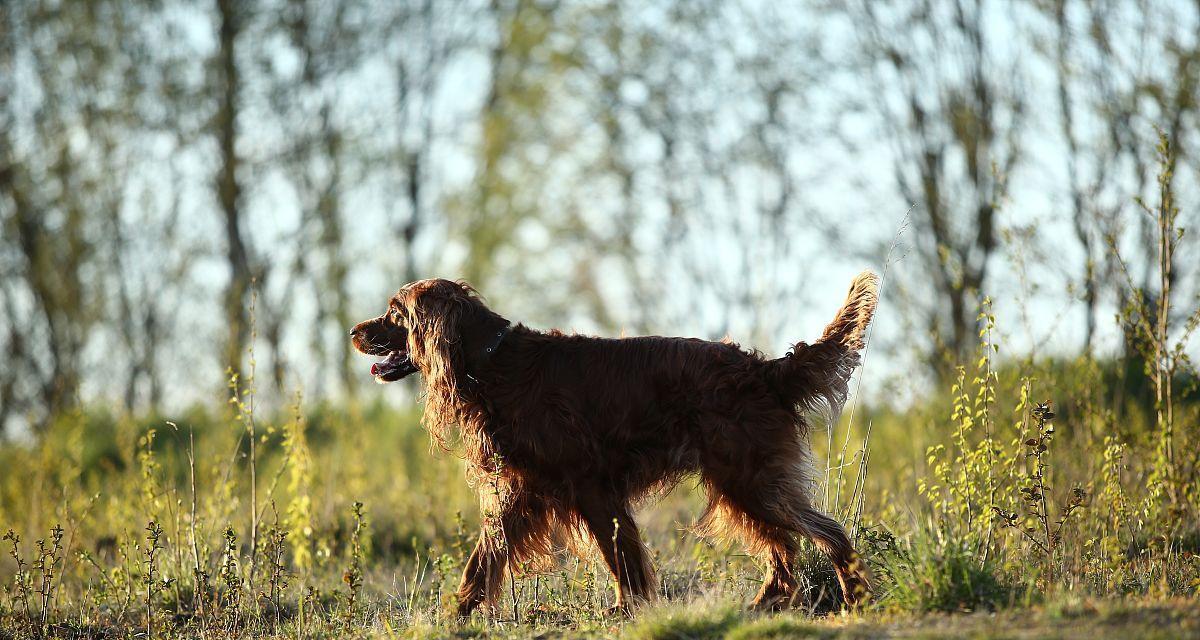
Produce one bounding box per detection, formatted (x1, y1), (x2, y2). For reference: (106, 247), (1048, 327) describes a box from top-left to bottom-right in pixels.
(455, 534), (507, 619)
(455, 492), (550, 620)
(576, 493), (657, 613)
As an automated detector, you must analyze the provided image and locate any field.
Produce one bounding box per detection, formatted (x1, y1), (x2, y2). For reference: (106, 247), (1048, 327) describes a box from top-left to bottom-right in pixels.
(2, 319), (1199, 639)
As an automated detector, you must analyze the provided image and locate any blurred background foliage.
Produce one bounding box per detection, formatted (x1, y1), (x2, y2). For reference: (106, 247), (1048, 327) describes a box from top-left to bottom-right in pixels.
(3, 0), (1197, 434)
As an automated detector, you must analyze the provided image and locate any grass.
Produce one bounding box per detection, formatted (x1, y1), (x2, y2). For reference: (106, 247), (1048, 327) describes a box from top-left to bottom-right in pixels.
(2, 358), (1199, 638)
(1, 347), (1197, 639)
(626, 598), (1200, 639)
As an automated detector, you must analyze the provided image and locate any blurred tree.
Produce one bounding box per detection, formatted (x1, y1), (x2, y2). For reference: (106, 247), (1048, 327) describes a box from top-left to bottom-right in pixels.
(453, 0), (563, 289)
(1032, 0), (1200, 451)
(1046, 0), (1114, 351)
(1040, 0), (1199, 358)
(213, 0), (259, 389)
(264, 0), (367, 396)
(380, 0), (487, 286)
(453, 1), (825, 346)
(1, 1), (213, 430)
(838, 0), (1025, 377)
(596, 1), (821, 343)
(1, 1), (139, 430)
(255, 0), (487, 397)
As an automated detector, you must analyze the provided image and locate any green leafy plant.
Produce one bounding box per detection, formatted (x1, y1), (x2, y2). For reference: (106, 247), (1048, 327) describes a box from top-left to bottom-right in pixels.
(991, 402), (1086, 583)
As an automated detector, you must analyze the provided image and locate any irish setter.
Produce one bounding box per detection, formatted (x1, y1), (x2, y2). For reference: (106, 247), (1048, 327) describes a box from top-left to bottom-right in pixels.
(350, 273), (877, 616)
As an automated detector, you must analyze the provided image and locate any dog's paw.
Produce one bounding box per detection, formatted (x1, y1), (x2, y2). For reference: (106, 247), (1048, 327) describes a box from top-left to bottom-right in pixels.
(749, 578), (797, 612)
(837, 563), (873, 610)
(602, 603), (633, 619)
(749, 595), (788, 612)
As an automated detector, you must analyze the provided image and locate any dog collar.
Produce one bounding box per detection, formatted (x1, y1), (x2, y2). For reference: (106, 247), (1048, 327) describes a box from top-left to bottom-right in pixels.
(467, 325), (511, 385)
(482, 324), (511, 359)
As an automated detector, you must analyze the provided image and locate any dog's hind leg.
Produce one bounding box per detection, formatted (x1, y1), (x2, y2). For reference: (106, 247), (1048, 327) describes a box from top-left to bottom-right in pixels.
(697, 491), (798, 610)
(788, 505), (871, 607)
(701, 448), (871, 609)
(456, 491), (554, 619)
(575, 492), (656, 613)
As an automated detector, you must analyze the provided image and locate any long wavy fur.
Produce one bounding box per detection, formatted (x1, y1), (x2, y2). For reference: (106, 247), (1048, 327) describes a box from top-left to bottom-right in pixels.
(368, 271), (879, 616)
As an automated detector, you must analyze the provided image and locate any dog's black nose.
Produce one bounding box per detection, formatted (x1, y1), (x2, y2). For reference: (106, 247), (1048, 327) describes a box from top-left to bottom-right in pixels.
(349, 328), (361, 337)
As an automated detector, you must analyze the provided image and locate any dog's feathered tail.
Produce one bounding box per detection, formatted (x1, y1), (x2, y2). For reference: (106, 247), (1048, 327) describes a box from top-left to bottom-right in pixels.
(769, 270), (879, 424)
(818, 270), (879, 352)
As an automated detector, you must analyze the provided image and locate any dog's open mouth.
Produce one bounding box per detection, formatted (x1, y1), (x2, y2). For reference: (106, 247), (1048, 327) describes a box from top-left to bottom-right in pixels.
(370, 350), (419, 382)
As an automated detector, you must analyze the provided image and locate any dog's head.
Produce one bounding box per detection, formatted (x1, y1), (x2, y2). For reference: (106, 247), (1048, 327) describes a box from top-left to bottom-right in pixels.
(349, 294), (418, 382)
(350, 278), (506, 385)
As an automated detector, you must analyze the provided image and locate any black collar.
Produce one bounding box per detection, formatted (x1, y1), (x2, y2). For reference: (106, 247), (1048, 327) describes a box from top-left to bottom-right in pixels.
(482, 324), (511, 360)
(466, 324), (510, 385)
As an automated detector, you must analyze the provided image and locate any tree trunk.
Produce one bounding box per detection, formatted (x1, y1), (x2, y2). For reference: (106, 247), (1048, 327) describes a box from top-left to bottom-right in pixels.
(216, 0), (252, 386)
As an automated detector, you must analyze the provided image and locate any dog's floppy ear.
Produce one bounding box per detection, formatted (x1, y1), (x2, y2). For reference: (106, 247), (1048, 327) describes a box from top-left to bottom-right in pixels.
(405, 280), (469, 391)
(402, 279), (476, 448)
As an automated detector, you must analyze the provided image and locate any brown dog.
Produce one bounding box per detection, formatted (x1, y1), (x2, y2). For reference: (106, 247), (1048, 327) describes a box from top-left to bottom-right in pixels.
(350, 273), (877, 616)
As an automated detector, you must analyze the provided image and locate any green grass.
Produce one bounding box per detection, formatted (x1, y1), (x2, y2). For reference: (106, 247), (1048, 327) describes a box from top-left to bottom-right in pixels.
(1, 344), (1199, 637)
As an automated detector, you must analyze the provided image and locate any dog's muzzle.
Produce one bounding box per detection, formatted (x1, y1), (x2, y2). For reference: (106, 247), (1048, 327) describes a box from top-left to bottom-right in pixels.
(370, 350), (419, 382)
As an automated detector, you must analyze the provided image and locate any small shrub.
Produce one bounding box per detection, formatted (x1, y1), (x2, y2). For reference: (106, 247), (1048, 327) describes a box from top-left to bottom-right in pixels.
(870, 525), (1017, 612)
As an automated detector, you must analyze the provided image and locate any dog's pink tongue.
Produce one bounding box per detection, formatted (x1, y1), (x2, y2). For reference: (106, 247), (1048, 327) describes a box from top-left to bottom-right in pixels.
(370, 362), (381, 375)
